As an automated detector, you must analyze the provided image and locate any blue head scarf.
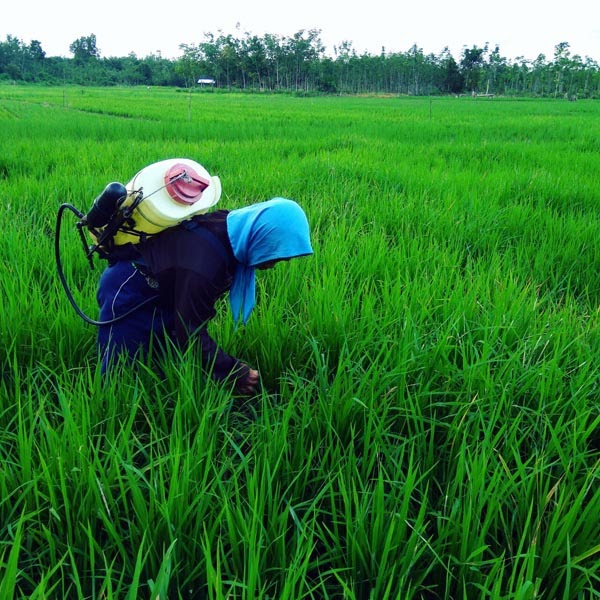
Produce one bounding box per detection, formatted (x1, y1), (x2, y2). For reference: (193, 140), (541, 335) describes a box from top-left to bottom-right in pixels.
(226, 198), (313, 325)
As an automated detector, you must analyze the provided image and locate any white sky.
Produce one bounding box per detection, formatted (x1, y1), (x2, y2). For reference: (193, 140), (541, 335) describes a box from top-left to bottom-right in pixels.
(3, 0), (600, 62)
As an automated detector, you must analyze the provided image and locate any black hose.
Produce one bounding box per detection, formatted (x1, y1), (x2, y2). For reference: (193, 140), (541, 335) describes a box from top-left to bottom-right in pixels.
(55, 203), (159, 326)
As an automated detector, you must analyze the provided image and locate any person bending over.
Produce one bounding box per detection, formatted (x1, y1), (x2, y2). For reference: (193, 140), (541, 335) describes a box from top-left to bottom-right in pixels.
(97, 198), (313, 395)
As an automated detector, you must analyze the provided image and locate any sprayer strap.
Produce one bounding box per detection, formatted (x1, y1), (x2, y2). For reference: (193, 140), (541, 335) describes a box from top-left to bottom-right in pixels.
(181, 219), (230, 263)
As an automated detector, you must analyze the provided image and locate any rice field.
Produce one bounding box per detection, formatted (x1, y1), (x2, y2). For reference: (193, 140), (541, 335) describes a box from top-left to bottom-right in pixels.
(1, 85), (600, 599)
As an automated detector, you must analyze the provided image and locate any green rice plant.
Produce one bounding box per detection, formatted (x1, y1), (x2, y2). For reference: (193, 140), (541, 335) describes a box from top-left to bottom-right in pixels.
(1, 86), (600, 598)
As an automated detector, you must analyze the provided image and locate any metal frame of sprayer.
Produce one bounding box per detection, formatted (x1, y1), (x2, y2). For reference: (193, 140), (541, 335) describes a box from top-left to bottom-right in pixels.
(55, 176), (184, 326)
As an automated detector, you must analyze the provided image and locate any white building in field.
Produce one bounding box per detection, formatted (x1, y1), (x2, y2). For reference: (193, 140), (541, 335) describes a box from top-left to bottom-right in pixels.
(197, 78), (216, 86)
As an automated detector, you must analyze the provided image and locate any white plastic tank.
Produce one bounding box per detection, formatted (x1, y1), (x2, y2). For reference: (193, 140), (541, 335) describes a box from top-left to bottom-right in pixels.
(113, 158), (222, 245)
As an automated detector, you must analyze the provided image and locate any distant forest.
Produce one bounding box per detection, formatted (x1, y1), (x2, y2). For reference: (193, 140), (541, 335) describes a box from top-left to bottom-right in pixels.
(1, 30), (599, 98)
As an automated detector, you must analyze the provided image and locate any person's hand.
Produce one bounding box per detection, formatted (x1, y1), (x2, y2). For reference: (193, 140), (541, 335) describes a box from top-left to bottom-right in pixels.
(235, 367), (260, 395)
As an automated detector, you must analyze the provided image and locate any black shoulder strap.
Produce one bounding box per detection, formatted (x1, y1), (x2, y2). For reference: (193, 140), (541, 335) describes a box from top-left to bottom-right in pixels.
(180, 219), (230, 263)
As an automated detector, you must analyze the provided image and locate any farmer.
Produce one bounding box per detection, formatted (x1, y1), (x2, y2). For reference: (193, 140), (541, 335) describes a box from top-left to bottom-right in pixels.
(96, 198), (313, 395)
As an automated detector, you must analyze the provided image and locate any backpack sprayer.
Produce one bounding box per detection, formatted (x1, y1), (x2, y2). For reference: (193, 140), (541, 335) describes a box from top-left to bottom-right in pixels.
(55, 158), (222, 325)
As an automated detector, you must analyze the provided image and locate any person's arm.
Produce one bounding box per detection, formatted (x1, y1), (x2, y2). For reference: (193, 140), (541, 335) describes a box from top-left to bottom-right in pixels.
(171, 268), (251, 384)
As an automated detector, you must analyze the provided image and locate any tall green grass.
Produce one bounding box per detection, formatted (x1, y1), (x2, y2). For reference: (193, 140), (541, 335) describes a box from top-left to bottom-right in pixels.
(1, 86), (600, 598)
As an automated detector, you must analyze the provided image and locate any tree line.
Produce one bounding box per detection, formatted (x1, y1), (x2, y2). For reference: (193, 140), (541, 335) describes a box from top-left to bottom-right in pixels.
(1, 31), (599, 98)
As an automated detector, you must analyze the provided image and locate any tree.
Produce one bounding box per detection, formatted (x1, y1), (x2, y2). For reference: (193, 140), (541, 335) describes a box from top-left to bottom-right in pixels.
(1, 28), (599, 97)
(439, 48), (464, 93)
(284, 29), (325, 91)
(485, 45), (508, 94)
(263, 33), (284, 89)
(177, 44), (204, 88)
(552, 41), (572, 98)
(240, 34), (268, 89)
(69, 34), (100, 63)
(460, 45), (487, 92)
(29, 40), (45, 61)
(0, 35), (24, 79)
(333, 41), (353, 91)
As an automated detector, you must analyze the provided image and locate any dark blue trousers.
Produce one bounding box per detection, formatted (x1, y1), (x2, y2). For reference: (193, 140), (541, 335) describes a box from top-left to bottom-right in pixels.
(97, 262), (174, 373)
